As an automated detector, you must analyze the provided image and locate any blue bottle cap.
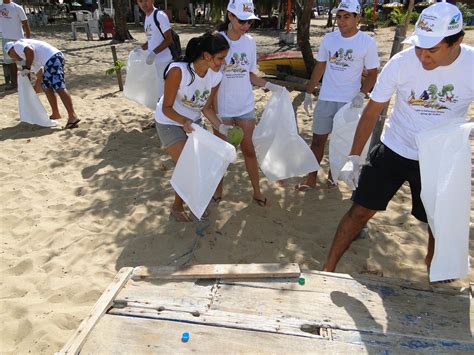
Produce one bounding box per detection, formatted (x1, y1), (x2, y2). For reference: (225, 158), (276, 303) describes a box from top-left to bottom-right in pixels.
(181, 332), (190, 342)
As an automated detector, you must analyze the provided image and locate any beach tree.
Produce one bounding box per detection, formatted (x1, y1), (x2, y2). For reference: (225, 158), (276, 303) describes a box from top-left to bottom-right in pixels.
(294, 0), (316, 76)
(113, 0), (134, 42)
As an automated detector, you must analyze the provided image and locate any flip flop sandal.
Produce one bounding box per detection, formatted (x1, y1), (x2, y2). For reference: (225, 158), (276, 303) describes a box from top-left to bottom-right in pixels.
(65, 119), (81, 129)
(211, 196), (222, 204)
(327, 178), (338, 190)
(170, 208), (192, 222)
(294, 183), (314, 192)
(253, 197), (268, 207)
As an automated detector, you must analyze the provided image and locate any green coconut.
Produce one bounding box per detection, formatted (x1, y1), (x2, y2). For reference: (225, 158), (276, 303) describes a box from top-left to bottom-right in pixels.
(227, 126), (244, 146)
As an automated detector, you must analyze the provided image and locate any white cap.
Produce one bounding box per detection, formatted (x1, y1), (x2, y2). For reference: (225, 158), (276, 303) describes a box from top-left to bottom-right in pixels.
(227, 0), (259, 21)
(403, 2), (463, 49)
(3, 41), (15, 55)
(332, 0), (361, 15)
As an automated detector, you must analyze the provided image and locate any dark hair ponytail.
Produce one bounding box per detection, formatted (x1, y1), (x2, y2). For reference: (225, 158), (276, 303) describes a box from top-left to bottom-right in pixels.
(164, 31), (230, 85)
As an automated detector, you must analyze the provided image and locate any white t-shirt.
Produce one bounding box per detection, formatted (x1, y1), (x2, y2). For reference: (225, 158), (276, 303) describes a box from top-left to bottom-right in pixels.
(144, 9), (172, 63)
(0, 2), (27, 40)
(13, 39), (60, 73)
(371, 45), (474, 160)
(217, 32), (257, 117)
(317, 30), (380, 103)
(155, 62), (223, 126)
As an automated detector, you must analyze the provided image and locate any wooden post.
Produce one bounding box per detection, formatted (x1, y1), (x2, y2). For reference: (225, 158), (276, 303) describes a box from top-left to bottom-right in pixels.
(286, 0), (292, 32)
(110, 45), (123, 91)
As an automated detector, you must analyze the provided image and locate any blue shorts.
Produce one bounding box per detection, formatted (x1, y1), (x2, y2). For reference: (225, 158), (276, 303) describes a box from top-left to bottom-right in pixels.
(221, 110), (256, 122)
(41, 52), (66, 92)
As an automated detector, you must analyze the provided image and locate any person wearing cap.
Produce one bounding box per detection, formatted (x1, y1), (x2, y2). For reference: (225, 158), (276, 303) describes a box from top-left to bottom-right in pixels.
(5, 39), (80, 129)
(0, 0), (31, 91)
(322, 2), (473, 280)
(137, 0), (173, 99)
(296, 0), (380, 191)
(213, 0), (284, 207)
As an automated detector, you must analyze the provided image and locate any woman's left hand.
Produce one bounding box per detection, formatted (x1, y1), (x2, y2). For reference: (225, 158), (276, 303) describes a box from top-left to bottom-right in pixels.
(183, 119), (194, 133)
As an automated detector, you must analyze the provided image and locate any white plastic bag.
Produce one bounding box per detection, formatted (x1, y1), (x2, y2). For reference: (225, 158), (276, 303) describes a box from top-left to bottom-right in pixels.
(329, 103), (370, 185)
(416, 119), (472, 282)
(171, 124), (237, 219)
(17, 75), (57, 127)
(253, 89), (319, 182)
(123, 49), (159, 110)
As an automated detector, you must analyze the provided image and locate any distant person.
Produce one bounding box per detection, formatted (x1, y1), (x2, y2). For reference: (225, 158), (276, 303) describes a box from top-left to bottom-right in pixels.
(137, 0), (173, 107)
(214, 0), (284, 207)
(154, 32), (230, 222)
(4, 39), (81, 129)
(0, 0), (31, 91)
(322, 2), (473, 280)
(296, 0), (379, 191)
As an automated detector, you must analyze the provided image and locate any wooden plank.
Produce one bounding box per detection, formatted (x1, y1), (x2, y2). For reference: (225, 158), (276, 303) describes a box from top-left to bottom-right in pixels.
(80, 314), (368, 354)
(210, 271), (472, 342)
(107, 307), (474, 353)
(114, 278), (216, 313)
(58, 267), (133, 355)
(131, 263), (301, 281)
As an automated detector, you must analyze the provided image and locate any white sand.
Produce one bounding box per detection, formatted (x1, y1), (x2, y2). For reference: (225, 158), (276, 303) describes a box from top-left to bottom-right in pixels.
(0, 20), (473, 353)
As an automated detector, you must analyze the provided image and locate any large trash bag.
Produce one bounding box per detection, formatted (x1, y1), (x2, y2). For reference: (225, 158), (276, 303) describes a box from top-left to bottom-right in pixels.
(416, 119), (473, 282)
(329, 103), (369, 186)
(123, 48), (159, 110)
(253, 89), (319, 182)
(17, 75), (57, 127)
(171, 124), (237, 219)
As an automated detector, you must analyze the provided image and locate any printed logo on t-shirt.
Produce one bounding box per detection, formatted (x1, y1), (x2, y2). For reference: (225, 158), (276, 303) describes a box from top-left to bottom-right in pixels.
(328, 48), (353, 70)
(224, 52), (249, 74)
(145, 23), (152, 40)
(408, 84), (457, 114)
(182, 88), (211, 109)
(0, 7), (11, 18)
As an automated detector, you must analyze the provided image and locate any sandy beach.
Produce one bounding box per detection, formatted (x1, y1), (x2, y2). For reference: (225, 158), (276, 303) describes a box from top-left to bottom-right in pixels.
(0, 18), (473, 353)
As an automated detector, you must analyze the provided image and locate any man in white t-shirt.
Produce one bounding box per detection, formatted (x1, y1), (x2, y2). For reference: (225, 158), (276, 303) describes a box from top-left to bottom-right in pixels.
(0, 0), (31, 90)
(296, 0), (379, 191)
(322, 2), (473, 281)
(137, 0), (173, 100)
(5, 39), (81, 129)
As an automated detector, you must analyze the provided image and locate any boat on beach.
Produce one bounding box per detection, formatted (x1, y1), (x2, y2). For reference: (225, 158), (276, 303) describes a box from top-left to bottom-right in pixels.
(257, 51), (317, 78)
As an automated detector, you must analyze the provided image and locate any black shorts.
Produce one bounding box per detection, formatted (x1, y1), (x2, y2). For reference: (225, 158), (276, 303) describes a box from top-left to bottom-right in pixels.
(352, 143), (427, 223)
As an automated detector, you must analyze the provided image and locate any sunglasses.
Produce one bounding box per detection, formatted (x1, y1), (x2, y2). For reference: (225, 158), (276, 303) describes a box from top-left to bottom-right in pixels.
(233, 14), (254, 25)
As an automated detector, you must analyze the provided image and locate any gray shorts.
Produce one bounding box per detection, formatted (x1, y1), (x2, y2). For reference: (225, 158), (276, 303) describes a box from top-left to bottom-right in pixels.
(155, 120), (202, 149)
(312, 100), (346, 135)
(221, 110), (256, 121)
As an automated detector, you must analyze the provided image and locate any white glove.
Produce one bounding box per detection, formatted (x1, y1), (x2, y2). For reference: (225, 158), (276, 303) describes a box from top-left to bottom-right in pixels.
(20, 68), (30, 77)
(218, 124), (232, 136)
(264, 82), (283, 93)
(303, 92), (313, 115)
(339, 155), (361, 190)
(145, 52), (157, 65)
(351, 92), (365, 108)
